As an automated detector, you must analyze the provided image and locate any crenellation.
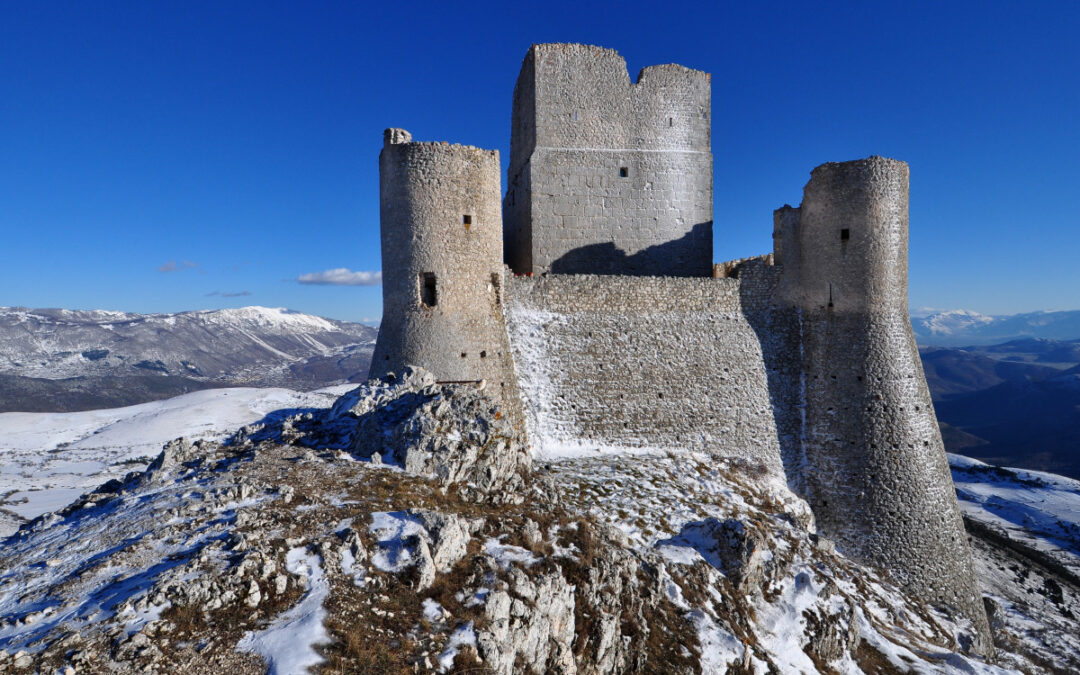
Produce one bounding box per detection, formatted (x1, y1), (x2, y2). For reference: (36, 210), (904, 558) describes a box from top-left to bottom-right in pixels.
(367, 45), (992, 654)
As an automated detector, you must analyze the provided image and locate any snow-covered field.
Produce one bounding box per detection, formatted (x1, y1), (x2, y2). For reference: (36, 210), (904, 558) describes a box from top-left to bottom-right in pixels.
(0, 385), (353, 536)
(951, 453), (1080, 579)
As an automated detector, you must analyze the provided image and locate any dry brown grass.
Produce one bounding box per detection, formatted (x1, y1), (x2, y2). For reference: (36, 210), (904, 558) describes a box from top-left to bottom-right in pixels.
(853, 641), (906, 674)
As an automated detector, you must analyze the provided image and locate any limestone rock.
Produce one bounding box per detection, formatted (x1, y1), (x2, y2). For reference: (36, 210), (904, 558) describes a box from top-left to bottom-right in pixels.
(344, 367), (530, 499)
(409, 509), (472, 573)
(477, 567), (576, 674)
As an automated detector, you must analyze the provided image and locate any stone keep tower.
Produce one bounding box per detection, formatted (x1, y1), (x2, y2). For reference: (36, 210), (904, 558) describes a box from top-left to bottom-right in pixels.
(776, 157), (991, 648)
(504, 43), (713, 277)
(370, 129), (523, 427)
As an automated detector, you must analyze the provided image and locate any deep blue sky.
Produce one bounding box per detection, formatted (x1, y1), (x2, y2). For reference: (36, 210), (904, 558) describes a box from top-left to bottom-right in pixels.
(2, 1), (1077, 322)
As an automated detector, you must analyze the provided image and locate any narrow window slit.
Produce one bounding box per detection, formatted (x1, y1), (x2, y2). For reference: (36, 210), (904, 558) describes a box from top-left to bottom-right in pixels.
(619, 167), (628, 178)
(420, 273), (437, 307)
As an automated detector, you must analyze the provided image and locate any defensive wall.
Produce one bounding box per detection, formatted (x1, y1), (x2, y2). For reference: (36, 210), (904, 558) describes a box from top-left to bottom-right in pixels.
(504, 261), (791, 476)
(504, 43), (713, 277)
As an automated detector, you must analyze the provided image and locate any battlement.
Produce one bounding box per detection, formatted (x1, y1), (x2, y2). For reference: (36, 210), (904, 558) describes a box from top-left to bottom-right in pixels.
(383, 127), (499, 159)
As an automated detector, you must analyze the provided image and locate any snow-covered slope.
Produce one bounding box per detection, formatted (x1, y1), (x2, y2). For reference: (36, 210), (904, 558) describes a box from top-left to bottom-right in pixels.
(0, 306), (376, 411)
(951, 454), (1080, 581)
(0, 385), (352, 536)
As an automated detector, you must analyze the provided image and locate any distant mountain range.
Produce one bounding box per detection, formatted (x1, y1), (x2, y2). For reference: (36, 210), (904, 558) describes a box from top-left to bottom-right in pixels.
(913, 309), (1080, 346)
(0, 306), (376, 412)
(921, 337), (1080, 480)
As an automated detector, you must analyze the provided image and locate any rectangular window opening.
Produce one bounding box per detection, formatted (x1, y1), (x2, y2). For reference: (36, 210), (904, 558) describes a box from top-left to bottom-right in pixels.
(420, 272), (437, 307)
(619, 167), (628, 178)
(840, 228), (850, 241)
(463, 214), (472, 229)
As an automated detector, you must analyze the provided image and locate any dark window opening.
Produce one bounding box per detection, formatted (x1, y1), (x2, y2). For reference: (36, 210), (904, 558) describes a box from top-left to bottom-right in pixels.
(619, 167), (628, 178)
(463, 214), (472, 229)
(480, 350), (487, 358)
(460, 352), (467, 358)
(840, 228), (850, 241)
(669, 117), (673, 127)
(420, 273), (437, 307)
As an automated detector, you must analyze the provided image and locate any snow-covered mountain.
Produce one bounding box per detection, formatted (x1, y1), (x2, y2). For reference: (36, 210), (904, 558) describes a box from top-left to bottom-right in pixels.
(913, 308), (1080, 346)
(0, 306), (377, 412)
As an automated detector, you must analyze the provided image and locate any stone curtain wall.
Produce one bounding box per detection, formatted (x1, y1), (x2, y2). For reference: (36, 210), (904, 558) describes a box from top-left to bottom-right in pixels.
(504, 270), (785, 476)
(371, 130), (525, 430)
(504, 44), (712, 277)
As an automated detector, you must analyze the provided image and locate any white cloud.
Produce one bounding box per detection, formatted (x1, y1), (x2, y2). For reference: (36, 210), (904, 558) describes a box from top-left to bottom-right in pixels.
(206, 290), (252, 297)
(297, 268), (382, 286)
(159, 260), (200, 273)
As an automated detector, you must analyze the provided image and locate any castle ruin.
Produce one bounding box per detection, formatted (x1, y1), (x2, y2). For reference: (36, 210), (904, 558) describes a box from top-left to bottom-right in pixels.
(371, 43), (992, 653)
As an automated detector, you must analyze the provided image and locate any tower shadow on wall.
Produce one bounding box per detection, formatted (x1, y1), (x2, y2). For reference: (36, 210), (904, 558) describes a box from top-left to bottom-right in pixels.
(549, 221), (712, 276)
(737, 263), (807, 494)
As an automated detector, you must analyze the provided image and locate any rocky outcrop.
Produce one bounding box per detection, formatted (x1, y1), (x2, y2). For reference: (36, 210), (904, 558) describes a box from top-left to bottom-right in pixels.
(343, 367), (530, 500)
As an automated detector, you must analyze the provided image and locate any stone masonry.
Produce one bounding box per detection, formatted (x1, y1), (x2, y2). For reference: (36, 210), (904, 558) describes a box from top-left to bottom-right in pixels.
(369, 44), (991, 653)
(370, 129), (524, 431)
(504, 43), (712, 277)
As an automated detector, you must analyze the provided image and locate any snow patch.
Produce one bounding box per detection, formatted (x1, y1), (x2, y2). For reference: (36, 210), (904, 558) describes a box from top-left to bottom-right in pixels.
(438, 622), (476, 671)
(483, 537), (539, 569)
(368, 511), (426, 573)
(237, 548), (331, 675)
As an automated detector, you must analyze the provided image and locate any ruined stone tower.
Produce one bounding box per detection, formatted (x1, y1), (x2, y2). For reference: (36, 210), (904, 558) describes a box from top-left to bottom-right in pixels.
(504, 43), (713, 276)
(370, 129), (523, 428)
(775, 157), (991, 648)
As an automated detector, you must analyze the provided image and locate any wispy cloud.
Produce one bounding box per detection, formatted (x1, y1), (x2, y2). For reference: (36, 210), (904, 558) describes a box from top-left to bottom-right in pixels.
(159, 260), (200, 273)
(205, 290), (252, 298)
(297, 268), (382, 286)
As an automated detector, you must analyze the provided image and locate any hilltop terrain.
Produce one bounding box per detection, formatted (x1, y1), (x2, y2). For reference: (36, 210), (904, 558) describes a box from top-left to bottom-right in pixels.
(0, 369), (1076, 673)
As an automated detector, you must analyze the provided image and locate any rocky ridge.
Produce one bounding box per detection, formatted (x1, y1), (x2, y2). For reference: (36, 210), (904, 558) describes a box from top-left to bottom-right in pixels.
(0, 368), (1076, 673)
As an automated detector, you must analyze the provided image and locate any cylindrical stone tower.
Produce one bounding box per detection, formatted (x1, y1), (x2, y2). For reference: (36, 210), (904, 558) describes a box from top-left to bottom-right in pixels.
(777, 157), (991, 653)
(370, 129), (524, 431)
